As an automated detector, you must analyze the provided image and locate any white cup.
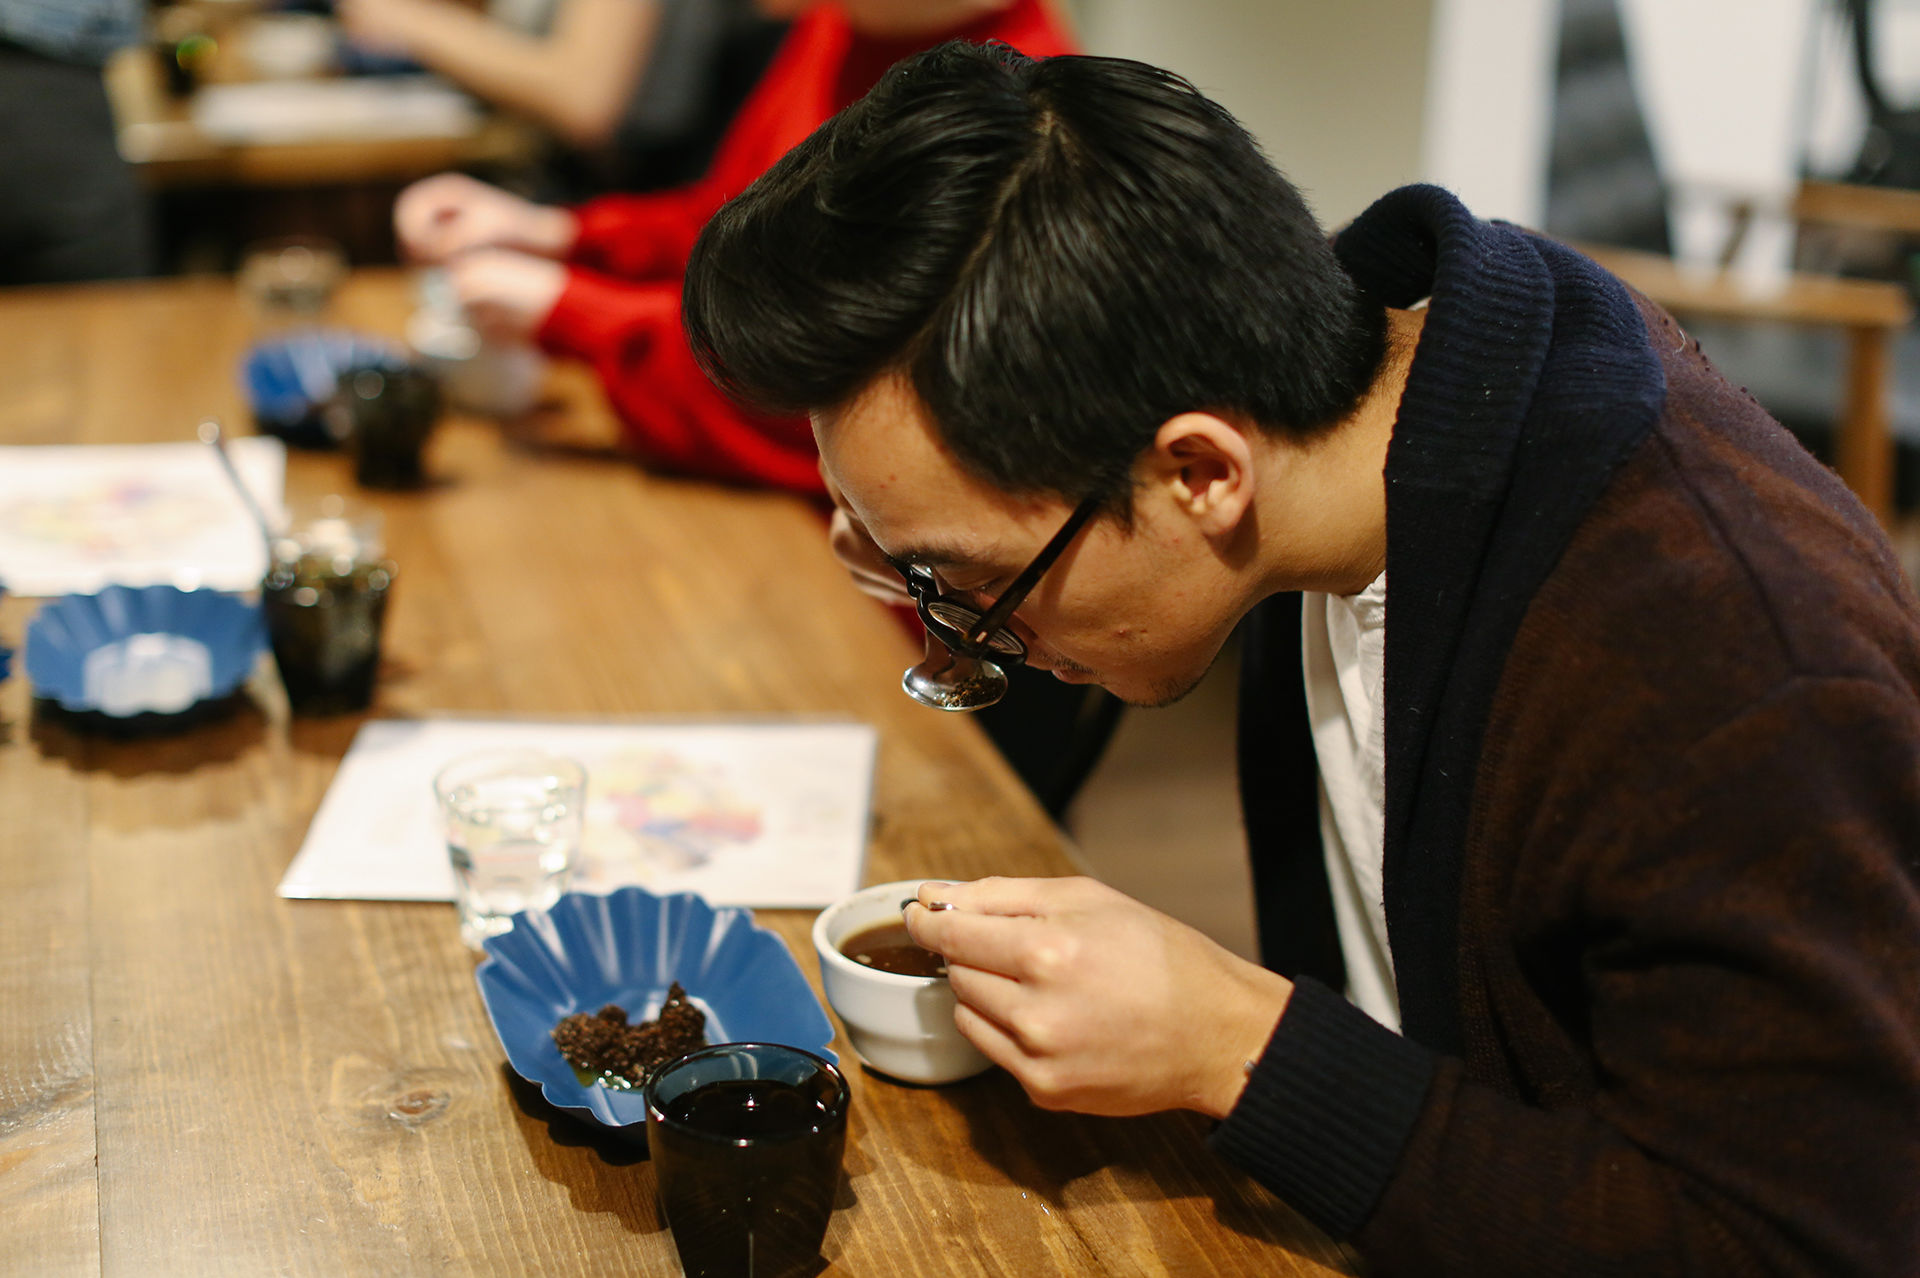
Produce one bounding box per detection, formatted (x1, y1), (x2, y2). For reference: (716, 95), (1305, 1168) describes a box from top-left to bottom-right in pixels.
(406, 273), (548, 418)
(811, 879), (992, 1085)
(242, 12), (336, 79)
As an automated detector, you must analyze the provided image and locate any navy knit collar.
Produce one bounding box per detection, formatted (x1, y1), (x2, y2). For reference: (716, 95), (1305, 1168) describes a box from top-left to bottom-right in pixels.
(1331, 185), (1666, 1053)
(1340, 184), (1560, 503)
(1337, 184), (1668, 500)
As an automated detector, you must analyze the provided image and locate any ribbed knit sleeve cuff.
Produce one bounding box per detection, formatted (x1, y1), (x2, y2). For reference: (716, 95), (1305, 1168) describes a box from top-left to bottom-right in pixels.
(1207, 977), (1437, 1240)
(535, 271), (675, 364)
(567, 199), (678, 278)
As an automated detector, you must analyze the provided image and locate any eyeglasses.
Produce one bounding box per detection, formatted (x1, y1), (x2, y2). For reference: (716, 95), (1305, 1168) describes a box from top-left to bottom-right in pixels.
(894, 494), (1102, 711)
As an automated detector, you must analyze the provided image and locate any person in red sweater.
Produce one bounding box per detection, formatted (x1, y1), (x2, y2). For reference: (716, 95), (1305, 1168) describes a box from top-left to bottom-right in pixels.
(393, 0), (1075, 495)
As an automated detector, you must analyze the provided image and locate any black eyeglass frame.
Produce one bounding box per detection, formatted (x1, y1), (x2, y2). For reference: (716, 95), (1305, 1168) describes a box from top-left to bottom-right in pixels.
(893, 493), (1104, 665)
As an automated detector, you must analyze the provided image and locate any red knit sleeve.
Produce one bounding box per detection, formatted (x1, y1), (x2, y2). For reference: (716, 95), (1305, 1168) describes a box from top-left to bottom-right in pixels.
(541, 2), (1074, 494)
(561, 11), (838, 284)
(537, 268), (824, 495)
(565, 190), (720, 283)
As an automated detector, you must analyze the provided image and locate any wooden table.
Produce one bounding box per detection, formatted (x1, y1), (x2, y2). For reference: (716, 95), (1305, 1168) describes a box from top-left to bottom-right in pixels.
(0, 273), (1352, 1277)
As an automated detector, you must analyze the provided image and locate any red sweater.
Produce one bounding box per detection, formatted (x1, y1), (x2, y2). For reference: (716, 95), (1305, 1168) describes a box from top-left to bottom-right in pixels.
(535, 0), (1076, 494)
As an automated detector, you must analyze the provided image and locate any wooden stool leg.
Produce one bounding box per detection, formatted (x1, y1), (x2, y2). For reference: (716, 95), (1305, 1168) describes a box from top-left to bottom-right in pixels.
(1839, 325), (1896, 525)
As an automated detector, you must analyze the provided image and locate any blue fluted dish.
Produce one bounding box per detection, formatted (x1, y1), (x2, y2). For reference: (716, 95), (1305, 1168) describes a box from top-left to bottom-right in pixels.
(241, 328), (408, 448)
(25, 584), (264, 717)
(476, 886), (837, 1136)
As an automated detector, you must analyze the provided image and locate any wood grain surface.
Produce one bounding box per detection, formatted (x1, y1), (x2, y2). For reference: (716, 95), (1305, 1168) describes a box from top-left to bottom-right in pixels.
(0, 273), (1355, 1277)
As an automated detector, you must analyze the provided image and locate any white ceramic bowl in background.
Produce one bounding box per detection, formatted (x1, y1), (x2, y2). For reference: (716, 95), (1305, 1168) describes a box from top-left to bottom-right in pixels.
(406, 309), (547, 419)
(242, 13), (336, 80)
(811, 879), (992, 1085)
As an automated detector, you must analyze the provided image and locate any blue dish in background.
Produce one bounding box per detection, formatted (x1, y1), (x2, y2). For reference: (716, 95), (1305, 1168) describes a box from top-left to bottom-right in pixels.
(476, 886), (838, 1137)
(241, 328), (409, 448)
(26, 584), (264, 721)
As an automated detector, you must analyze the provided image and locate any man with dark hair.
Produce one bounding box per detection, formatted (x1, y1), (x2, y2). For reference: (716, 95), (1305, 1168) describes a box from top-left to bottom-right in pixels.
(685, 41), (1920, 1278)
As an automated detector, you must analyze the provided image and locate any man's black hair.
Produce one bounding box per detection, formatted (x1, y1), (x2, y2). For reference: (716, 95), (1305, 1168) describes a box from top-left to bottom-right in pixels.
(683, 41), (1387, 508)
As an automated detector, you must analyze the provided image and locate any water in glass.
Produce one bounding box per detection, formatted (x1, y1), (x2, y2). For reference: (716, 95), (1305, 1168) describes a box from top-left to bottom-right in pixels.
(438, 759), (583, 949)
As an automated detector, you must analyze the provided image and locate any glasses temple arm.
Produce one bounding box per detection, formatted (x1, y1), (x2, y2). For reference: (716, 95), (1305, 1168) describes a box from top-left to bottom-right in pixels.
(962, 495), (1102, 648)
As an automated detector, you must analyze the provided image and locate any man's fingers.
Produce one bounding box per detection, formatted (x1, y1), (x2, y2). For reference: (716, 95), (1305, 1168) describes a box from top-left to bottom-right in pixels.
(948, 1000), (1030, 1075)
(942, 961), (1024, 1019)
(908, 911), (1053, 979)
(828, 507), (911, 605)
(912, 876), (1082, 918)
(828, 508), (894, 571)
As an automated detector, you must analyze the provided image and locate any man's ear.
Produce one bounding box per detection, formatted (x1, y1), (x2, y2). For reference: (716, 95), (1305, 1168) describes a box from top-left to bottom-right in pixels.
(1142, 412), (1256, 538)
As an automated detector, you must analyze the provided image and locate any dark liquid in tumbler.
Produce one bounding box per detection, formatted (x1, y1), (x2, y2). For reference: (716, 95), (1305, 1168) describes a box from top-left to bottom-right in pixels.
(839, 920), (947, 977)
(653, 1078), (845, 1278)
(262, 556), (392, 714)
(342, 365), (441, 490)
(352, 430), (427, 490)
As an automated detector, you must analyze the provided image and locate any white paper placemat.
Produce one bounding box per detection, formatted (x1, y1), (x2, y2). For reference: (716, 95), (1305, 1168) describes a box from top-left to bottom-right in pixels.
(192, 77), (482, 144)
(0, 438), (284, 596)
(279, 717), (878, 909)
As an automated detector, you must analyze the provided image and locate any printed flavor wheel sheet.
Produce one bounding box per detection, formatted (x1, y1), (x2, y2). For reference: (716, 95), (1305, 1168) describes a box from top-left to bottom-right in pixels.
(279, 716), (877, 909)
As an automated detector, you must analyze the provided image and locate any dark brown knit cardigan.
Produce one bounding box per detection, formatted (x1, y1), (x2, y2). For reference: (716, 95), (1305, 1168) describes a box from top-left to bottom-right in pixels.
(1212, 186), (1920, 1277)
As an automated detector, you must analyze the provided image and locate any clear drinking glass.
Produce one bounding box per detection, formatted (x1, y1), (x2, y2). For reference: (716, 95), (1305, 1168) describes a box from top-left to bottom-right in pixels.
(406, 266), (549, 418)
(238, 235), (347, 332)
(433, 750), (586, 949)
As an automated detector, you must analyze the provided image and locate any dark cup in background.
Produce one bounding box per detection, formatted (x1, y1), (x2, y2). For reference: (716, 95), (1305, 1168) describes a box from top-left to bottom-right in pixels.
(644, 1043), (850, 1278)
(335, 363), (442, 490)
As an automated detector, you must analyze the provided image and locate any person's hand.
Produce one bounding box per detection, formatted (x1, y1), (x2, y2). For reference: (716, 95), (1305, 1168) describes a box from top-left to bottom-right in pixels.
(904, 877), (1293, 1119)
(820, 466), (913, 607)
(827, 506), (913, 607)
(442, 249), (568, 341)
(393, 173), (578, 265)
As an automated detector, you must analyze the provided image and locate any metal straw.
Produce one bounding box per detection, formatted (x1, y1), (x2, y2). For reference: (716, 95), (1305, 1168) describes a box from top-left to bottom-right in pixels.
(197, 418), (278, 560)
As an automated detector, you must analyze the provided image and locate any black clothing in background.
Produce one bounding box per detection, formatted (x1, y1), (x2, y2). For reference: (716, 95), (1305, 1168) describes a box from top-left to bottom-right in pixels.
(536, 1), (788, 201)
(0, 40), (152, 285)
(977, 664), (1123, 822)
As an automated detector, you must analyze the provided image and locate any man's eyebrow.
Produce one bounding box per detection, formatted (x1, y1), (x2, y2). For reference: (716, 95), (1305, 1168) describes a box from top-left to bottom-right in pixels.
(884, 542), (989, 572)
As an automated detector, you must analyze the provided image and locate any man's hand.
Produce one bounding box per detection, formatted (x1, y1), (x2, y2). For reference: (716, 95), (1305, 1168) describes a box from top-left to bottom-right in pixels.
(441, 249), (567, 341)
(904, 876), (1293, 1119)
(394, 173), (578, 265)
(819, 465), (912, 606)
(827, 506), (913, 607)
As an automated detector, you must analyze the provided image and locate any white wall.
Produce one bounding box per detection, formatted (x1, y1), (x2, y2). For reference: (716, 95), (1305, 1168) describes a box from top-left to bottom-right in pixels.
(1072, 0), (1916, 253)
(1418, 0), (1558, 226)
(1616, 0), (1920, 271)
(1074, 0), (1435, 228)
(1618, 0), (1817, 269)
(1074, 0), (1560, 228)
